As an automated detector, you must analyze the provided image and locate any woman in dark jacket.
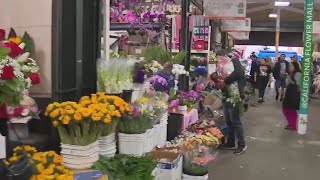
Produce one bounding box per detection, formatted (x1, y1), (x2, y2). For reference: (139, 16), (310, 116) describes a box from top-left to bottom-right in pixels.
(282, 62), (301, 130)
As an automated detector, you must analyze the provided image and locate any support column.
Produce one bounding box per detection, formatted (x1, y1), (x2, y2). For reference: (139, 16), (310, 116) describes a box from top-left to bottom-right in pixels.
(104, 0), (110, 60)
(298, 0), (315, 135)
(180, 0), (190, 71)
(275, 8), (280, 62)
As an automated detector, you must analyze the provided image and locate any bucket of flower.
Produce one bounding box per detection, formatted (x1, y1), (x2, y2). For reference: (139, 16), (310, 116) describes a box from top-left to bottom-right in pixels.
(118, 103), (155, 155)
(45, 96), (120, 169)
(78, 93), (131, 158)
(4, 145), (73, 180)
(181, 137), (218, 180)
(92, 154), (157, 180)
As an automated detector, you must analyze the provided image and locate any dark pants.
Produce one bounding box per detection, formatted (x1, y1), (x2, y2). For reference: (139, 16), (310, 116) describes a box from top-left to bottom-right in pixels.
(223, 102), (246, 146)
(257, 77), (268, 99)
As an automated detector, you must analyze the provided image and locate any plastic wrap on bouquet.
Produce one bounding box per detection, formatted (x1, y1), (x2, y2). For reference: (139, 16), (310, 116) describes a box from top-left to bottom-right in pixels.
(60, 141), (99, 170)
(98, 132), (116, 157)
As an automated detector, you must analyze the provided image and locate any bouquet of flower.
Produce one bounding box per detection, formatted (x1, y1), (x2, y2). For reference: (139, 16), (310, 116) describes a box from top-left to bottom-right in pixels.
(185, 119), (216, 135)
(132, 61), (145, 84)
(98, 59), (134, 94)
(182, 144), (215, 176)
(149, 75), (168, 92)
(0, 28), (40, 106)
(193, 66), (207, 76)
(5, 145), (73, 180)
(208, 52), (218, 64)
(45, 93), (131, 145)
(172, 64), (188, 78)
(78, 93), (132, 136)
(145, 60), (163, 75)
(191, 56), (208, 66)
(118, 104), (153, 134)
(169, 90), (200, 108)
(6, 95), (39, 119)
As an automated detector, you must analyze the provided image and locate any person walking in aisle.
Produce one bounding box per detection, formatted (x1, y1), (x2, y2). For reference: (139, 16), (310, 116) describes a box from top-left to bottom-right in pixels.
(282, 62), (301, 130)
(215, 50), (247, 155)
(265, 57), (274, 87)
(255, 58), (272, 103)
(273, 54), (289, 101)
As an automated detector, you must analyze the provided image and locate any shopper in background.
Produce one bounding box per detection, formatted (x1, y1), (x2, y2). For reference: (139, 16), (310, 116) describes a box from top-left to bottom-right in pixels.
(266, 57), (274, 87)
(255, 58), (272, 103)
(291, 55), (301, 69)
(282, 62), (301, 130)
(273, 54), (289, 101)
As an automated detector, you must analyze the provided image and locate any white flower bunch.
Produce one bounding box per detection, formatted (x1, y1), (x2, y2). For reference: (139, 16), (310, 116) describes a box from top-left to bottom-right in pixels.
(172, 64), (188, 77)
(147, 60), (163, 74)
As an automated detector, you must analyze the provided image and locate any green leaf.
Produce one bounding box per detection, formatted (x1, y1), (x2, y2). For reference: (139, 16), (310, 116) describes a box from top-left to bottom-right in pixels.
(0, 47), (9, 58)
(8, 28), (17, 38)
(22, 32), (34, 54)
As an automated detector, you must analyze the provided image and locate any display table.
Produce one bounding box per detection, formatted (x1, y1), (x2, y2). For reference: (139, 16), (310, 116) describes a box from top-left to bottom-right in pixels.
(167, 108), (199, 141)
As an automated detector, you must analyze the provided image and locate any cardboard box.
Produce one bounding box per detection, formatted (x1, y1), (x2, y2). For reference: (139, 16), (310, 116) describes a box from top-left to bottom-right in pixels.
(150, 151), (183, 180)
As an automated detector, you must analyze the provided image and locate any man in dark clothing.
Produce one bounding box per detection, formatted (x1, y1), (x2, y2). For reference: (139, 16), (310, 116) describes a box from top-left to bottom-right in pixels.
(273, 54), (289, 101)
(216, 50), (247, 155)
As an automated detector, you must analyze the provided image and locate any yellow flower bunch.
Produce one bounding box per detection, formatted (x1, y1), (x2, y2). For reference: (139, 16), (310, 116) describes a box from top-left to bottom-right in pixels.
(7, 146), (73, 180)
(79, 93), (132, 121)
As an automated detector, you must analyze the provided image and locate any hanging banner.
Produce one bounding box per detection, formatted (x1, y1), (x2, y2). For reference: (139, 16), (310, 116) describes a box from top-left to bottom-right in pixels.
(204, 0), (246, 20)
(222, 18), (251, 32)
(298, 0), (314, 135)
(228, 32), (250, 40)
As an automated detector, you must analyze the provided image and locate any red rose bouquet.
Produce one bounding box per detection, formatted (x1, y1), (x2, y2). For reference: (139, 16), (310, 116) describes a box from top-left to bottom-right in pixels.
(0, 28), (40, 108)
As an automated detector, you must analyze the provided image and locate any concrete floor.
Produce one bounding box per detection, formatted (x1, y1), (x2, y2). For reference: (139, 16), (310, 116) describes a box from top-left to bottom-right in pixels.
(208, 89), (320, 180)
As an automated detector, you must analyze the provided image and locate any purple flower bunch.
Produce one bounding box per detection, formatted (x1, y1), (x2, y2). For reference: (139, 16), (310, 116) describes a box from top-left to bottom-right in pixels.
(150, 75), (168, 86)
(179, 90), (200, 102)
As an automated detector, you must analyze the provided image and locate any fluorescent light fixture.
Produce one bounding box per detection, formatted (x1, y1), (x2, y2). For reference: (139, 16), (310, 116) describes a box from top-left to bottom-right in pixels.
(274, 1), (290, 7)
(269, 13), (278, 18)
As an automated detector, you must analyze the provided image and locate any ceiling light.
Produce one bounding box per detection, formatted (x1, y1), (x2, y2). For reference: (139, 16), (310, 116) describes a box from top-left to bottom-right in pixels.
(274, 1), (290, 7)
(269, 13), (278, 18)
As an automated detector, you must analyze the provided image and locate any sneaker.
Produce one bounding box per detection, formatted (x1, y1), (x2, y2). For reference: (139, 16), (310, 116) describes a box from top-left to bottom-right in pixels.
(233, 146), (247, 155)
(258, 98), (263, 103)
(280, 97), (283, 102)
(218, 143), (236, 150)
(276, 93), (279, 100)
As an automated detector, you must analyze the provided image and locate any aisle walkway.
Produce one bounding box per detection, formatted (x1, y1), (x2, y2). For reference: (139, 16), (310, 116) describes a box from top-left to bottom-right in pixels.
(209, 89), (320, 180)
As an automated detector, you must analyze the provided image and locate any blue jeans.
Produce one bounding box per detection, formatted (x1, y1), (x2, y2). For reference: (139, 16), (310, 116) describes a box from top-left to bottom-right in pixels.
(223, 102), (246, 146)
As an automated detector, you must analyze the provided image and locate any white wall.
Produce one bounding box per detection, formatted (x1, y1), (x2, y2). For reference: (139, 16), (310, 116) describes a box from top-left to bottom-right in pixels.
(0, 0), (52, 97)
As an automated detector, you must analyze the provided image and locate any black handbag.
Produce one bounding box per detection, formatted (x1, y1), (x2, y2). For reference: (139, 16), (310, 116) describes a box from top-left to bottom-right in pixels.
(283, 83), (300, 110)
(3, 122), (34, 180)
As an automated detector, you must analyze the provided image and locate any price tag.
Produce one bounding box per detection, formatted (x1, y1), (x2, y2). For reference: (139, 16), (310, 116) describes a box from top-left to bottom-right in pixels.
(135, 49), (142, 54)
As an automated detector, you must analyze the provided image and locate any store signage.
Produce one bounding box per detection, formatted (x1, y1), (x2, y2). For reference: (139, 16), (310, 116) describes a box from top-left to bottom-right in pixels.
(298, 0), (314, 135)
(221, 18), (251, 32)
(228, 32), (250, 40)
(204, 0), (246, 20)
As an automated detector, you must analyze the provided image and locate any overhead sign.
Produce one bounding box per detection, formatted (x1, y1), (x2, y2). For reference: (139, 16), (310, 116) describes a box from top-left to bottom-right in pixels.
(228, 32), (250, 40)
(298, 0), (314, 135)
(204, 0), (246, 20)
(222, 18), (251, 32)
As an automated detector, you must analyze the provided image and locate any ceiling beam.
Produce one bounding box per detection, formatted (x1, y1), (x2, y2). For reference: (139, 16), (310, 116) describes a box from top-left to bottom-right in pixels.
(247, 4), (273, 13)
